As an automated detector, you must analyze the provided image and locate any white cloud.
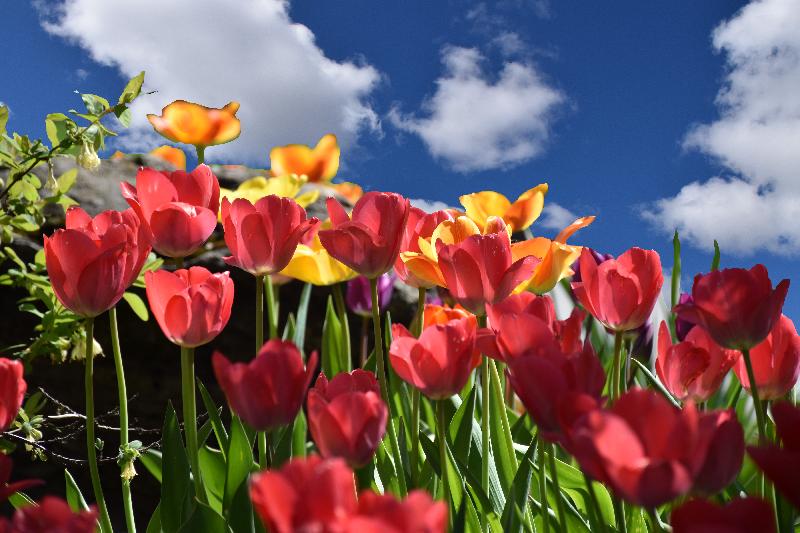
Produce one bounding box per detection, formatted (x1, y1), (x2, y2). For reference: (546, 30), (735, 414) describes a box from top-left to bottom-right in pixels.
(644, 0), (800, 255)
(409, 198), (453, 213)
(388, 45), (564, 172)
(538, 202), (578, 232)
(40, 0), (381, 165)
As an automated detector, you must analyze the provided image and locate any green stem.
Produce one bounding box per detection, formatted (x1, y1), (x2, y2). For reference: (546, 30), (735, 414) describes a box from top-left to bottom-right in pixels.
(110, 308), (136, 533)
(255, 274), (264, 352)
(410, 287), (426, 487)
(741, 348), (767, 443)
(489, 359), (517, 469)
(436, 400), (449, 510)
(196, 145), (205, 165)
(548, 444), (568, 532)
(537, 436), (551, 533)
(612, 496), (627, 533)
(258, 431), (269, 469)
(647, 508), (665, 533)
(84, 318), (112, 533)
(481, 356), (490, 493)
(611, 331), (624, 401)
(331, 283), (352, 369)
(264, 274), (278, 340)
(181, 346), (206, 503)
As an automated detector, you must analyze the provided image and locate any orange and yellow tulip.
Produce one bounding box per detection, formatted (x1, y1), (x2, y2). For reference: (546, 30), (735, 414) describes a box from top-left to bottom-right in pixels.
(149, 145), (186, 170)
(460, 184), (548, 232)
(219, 174), (319, 219)
(270, 134), (340, 183)
(147, 100), (241, 150)
(280, 222), (357, 286)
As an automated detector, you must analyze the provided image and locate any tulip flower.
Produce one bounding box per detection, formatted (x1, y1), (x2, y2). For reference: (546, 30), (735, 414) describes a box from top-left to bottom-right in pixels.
(45, 206), (151, 317)
(319, 192), (410, 279)
(249, 455), (357, 533)
(145, 267), (234, 348)
(670, 497), (776, 533)
(732, 314), (800, 400)
(346, 490), (448, 532)
(332, 181), (364, 204)
(655, 321), (740, 402)
(569, 248), (613, 284)
(149, 145), (186, 170)
(569, 388), (743, 508)
(221, 195), (319, 276)
(269, 133), (340, 183)
(147, 100), (241, 160)
(307, 370), (388, 467)
(346, 273), (394, 317)
(459, 184), (548, 232)
(7, 496), (98, 533)
(748, 402), (800, 509)
(571, 247), (663, 332)
(423, 303), (472, 328)
(213, 340), (317, 431)
(395, 208), (456, 289)
(280, 227), (357, 286)
(121, 165), (220, 258)
(219, 174), (319, 215)
(0, 358), (26, 433)
(389, 315), (480, 399)
(674, 292), (695, 341)
(674, 265), (789, 351)
(0, 456), (42, 503)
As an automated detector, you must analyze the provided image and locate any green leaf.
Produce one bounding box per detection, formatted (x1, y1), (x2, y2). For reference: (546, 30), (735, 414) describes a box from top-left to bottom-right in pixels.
(671, 230), (681, 309)
(177, 500), (227, 533)
(57, 168), (78, 194)
(161, 402), (192, 533)
(293, 283), (312, 351)
(116, 107), (133, 128)
(7, 491), (35, 510)
(198, 447), (226, 514)
(119, 71), (145, 105)
(146, 504), (162, 533)
(321, 296), (349, 377)
(488, 361), (516, 493)
(501, 437), (537, 533)
(123, 291), (149, 321)
(82, 93), (110, 115)
(630, 358), (680, 408)
(141, 449), (163, 483)
(224, 416), (255, 511)
(292, 410), (307, 458)
(711, 240), (721, 271)
(198, 379), (229, 458)
(64, 469), (90, 512)
(0, 105), (8, 134)
(227, 477), (262, 533)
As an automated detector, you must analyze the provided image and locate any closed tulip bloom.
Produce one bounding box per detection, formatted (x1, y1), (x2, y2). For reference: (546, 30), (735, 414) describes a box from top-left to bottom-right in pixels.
(0, 359), (26, 433)
(460, 184), (548, 233)
(569, 248), (613, 284)
(221, 195), (319, 276)
(10, 496), (98, 533)
(656, 321), (740, 402)
(249, 455), (357, 533)
(147, 100), (240, 148)
(733, 314), (800, 400)
(213, 340), (317, 431)
(674, 265), (789, 351)
(422, 303), (472, 328)
(748, 402), (800, 509)
(346, 273), (394, 317)
(691, 408), (745, 495)
(149, 145), (186, 170)
(346, 490), (448, 533)
(307, 370), (388, 467)
(121, 165), (220, 258)
(395, 208), (457, 288)
(45, 207), (151, 317)
(319, 192), (410, 278)
(269, 134), (340, 183)
(571, 247), (663, 332)
(145, 267), (234, 348)
(671, 498), (776, 533)
(389, 315), (480, 399)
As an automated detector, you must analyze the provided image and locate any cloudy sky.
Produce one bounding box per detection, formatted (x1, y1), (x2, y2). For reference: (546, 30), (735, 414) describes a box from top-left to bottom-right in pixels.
(5, 0), (799, 317)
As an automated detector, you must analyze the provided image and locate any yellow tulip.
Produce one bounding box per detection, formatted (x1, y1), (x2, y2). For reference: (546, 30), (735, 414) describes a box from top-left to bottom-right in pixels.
(149, 145), (186, 170)
(280, 232), (356, 286)
(147, 100), (241, 148)
(460, 184), (548, 232)
(218, 174), (320, 220)
(269, 134), (340, 183)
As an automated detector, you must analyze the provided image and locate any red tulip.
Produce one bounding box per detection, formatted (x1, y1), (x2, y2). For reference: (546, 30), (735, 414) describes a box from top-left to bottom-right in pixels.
(674, 265), (789, 350)
(45, 206), (150, 317)
(655, 321), (740, 402)
(0, 456), (42, 503)
(307, 370), (388, 467)
(346, 490), (448, 533)
(748, 402), (800, 509)
(121, 165), (220, 258)
(249, 455), (357, 533)
(9, 496), (98, 533)
(435, 219), (539, 315)
(221, 195), (319, 276)
(670, 497), (776, 533)
(318, 192), (410, 278)
(0, 359), (26, 433)
(733, 314), (800, 400)
(389, 315), (480, 399)
(395, 208), (455, 288)
(569, 388), (743, 507)
(213, 340), (317, 431)
(145, 267), (234, 348)
(571, 247), (663, 332)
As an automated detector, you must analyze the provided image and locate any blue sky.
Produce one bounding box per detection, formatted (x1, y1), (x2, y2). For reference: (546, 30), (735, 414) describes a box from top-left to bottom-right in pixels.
(3, 0), (799, 318)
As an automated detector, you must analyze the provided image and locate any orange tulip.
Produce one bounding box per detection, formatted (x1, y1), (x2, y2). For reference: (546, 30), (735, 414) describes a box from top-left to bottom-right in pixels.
(149, 145), (186, 170)
(147, 100), (241, 148)
(460, 184), (548, 232)
(270, 134), (340, 183)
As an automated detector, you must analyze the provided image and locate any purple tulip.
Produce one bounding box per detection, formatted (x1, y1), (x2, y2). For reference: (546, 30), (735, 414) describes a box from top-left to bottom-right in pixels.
(674, 292), (695, 341)
(346, 273), (395, 317)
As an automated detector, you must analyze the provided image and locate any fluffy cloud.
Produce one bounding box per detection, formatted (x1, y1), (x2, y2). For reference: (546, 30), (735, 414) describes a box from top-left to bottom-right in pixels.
(388, 46), (564, 172)
(644, 0), (800, 255)
(408, 198), (453, 213)
(538, 202), (579, 232)
(40, 0), (381, 164)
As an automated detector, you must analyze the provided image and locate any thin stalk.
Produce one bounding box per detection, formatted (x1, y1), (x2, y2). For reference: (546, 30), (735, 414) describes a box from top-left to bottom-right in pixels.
(255, 274), (264, 352)
(196, 145), (205, 165)
(181, 346), (207, 503)
(611, 331), (624, 401)
(548, 444), (568, 533)
(258, 431), (270, 469)
(360, 315), (370, 366)
(264, 274), (278, 340)
(109, 307), (136, 533)
(436, 400), (449, 510)
(331, 283), (352, 369)
(84, 318), (112, 533)
(489, 360), (517, 468)
(537, 435), (551, 533)
(612, 496), (627, 533)
(410, 287), (426, 487)
(647, 508), (665, 533)
(741, 348), (767, 442)
(481, 357), (490, 492)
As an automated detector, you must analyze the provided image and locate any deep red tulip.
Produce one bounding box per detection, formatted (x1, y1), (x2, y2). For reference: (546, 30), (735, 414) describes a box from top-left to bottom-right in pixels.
(395, 208), (455, 288)
(671, 497), (776, 533)
(9, 496), (98, 533)
(748, 402), (800, 509)
(571, 247), (663, 332)
(307, 370), (388, 468)
(674, 265), (789, 351)
(221, 195), (318, 276)
(45, 206), (150, 317)
(249, 455), (357, 533)
(569, 388), (743, 508)
(145, 267), (234, 348)
(507, 340), (605, 443)
(121, 165), (220, 258)
(0, 456), (42, 503)
(733, 314), (800, 400)
(318, 191), (410, 278)
(213, 340), (317, 431)
(656, 321), (740, 402)
(0, 359), (25, 433)
(389, 315), (480, 399)
(435, 219), (539, 315)
(345, 490), (448, 533)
